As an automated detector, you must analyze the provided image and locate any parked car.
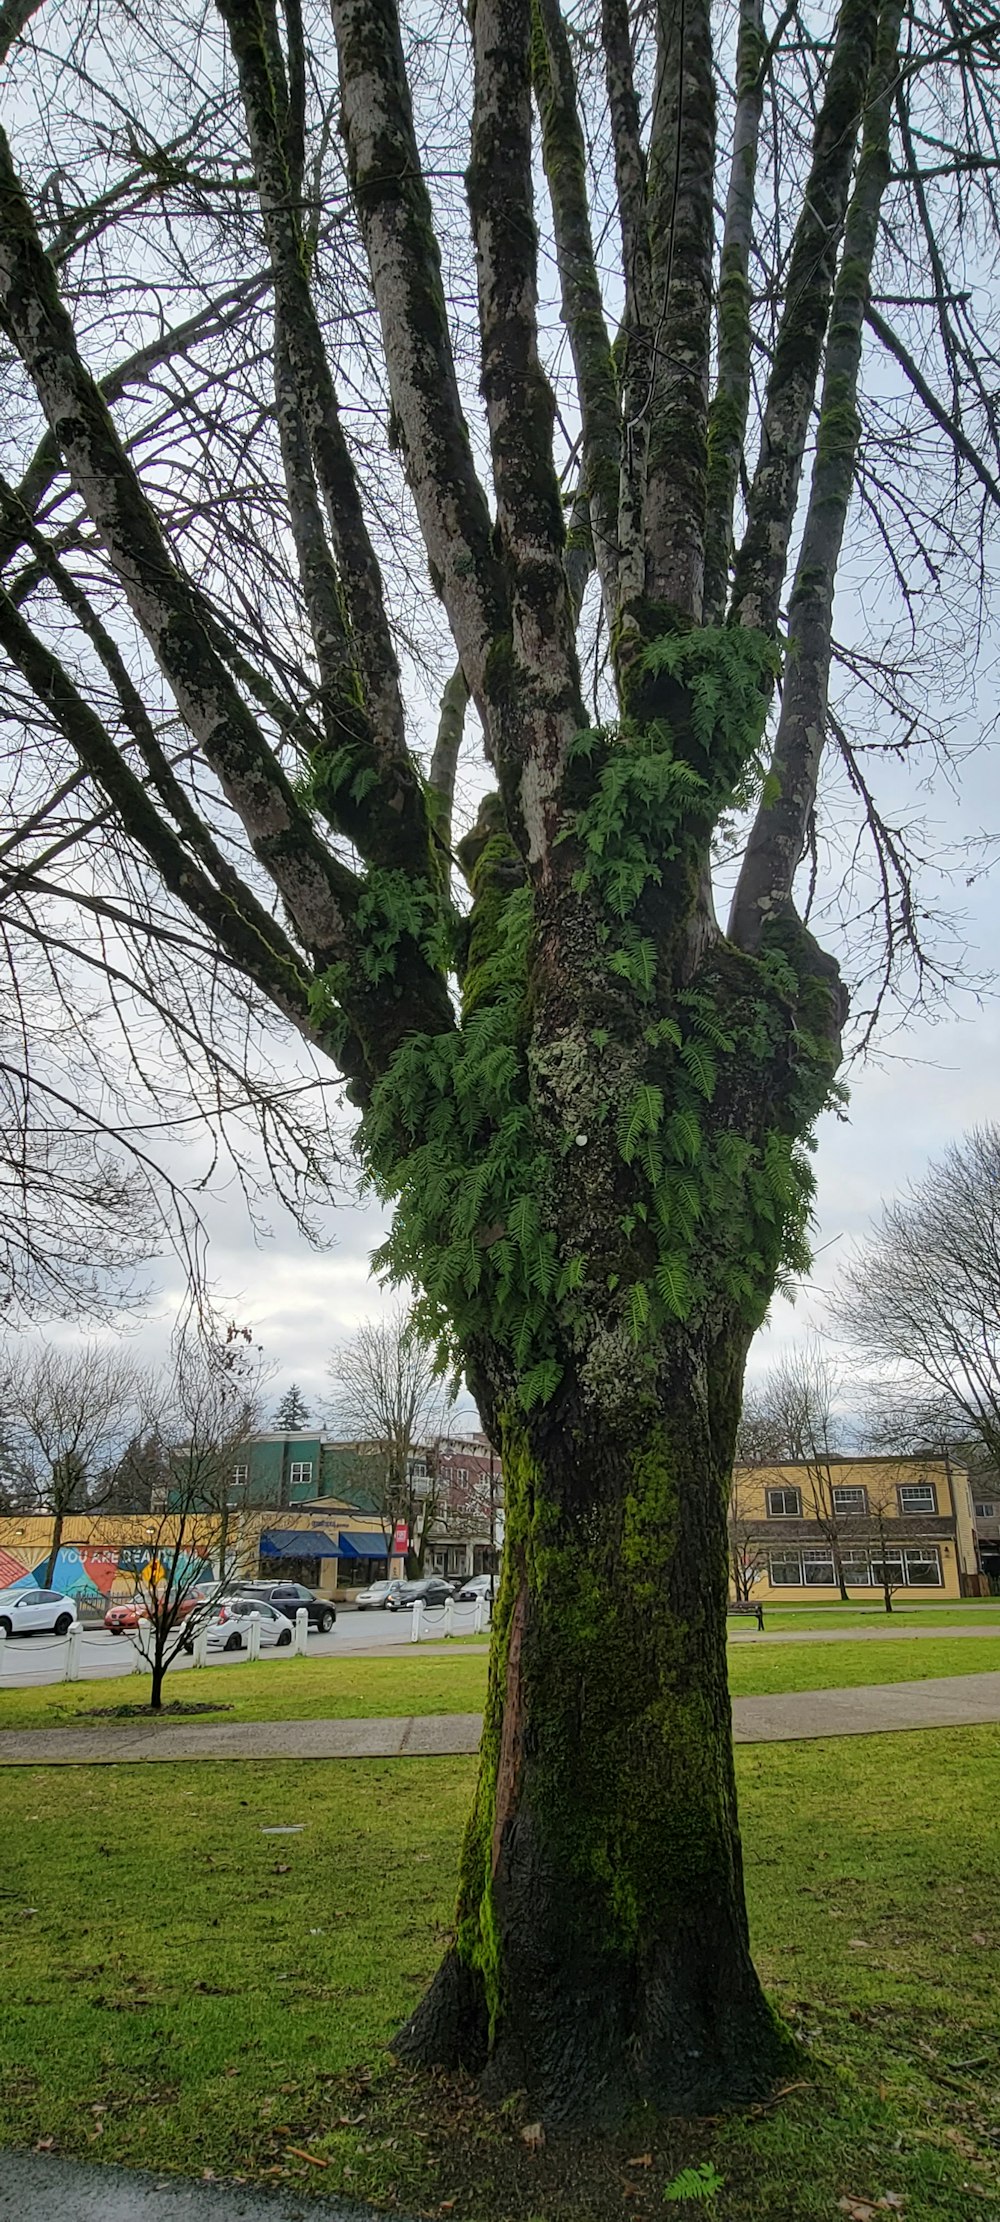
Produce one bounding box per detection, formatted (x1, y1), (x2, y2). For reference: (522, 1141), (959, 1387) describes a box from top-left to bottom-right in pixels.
(104, 1584), (217, 1635)
(455, 1575), (496, 1604)
(0, 1586), (76, 1638)
(181, 1598), (295, 1654)
(354, 1579), (403, 1612)
(387, 1577), (458, 1612)
(225, 1582), (336, 1633)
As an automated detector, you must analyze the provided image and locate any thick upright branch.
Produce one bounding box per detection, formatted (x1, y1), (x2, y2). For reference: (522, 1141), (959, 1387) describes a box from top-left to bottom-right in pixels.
(533, 0), (621, 622)
(731, 0), (904, 948)
(703, 0), (765, 625)
(604, 0), (653, 617)
(467, 0), (584, 851)
(217, 0), (423, 843)
(643, 0), (716, 621)
(428, 664), (470, 860)
(329, 0), (509, 726)
(731, 0), (880, 634)
(602, 0), (652, 614)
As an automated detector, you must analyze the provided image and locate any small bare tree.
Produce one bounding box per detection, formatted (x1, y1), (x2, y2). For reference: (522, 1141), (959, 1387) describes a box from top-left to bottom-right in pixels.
(3, 1340), (147, 1584)
(329, 1307), (454, 1576)
(754, 1345), (852, 1599)
(129, 1329), (268, 1709)
(728, 1467), (769, 1605)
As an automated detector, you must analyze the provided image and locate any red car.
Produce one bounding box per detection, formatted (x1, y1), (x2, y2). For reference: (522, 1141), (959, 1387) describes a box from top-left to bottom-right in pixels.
(104, 1586), (213, 1634)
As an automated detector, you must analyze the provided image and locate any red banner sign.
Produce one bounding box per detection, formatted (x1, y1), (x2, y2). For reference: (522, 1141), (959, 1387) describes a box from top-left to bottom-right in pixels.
(392, 1521), (409, 1553)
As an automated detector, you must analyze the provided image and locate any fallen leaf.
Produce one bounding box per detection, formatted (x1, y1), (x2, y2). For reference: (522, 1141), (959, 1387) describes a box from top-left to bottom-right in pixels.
(521, 2121), (545, 2148)
(878, 2198), (905, 2212)
(284, 2147), (329, 2168)
(34, 2140), (55, 2153)
(627, 2154), (653, 2168)
(970, 1932), (988, 1945)
(272, 1863), (291, 1875)
(838, 2200), (876, 2221)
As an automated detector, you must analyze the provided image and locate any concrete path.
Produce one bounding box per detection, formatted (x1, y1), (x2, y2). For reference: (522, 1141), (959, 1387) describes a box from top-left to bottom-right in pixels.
(2, 1674), (1000, 1764)
(0, 2150), (417, 2222)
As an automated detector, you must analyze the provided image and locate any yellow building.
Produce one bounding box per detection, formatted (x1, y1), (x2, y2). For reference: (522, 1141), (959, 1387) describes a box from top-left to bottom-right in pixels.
(729, 1455), (983, 1601)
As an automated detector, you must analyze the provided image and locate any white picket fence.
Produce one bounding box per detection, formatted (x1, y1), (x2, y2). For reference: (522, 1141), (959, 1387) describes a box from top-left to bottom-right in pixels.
(410, 1594), (492, 1641)
(0, 1607), (311, 1688)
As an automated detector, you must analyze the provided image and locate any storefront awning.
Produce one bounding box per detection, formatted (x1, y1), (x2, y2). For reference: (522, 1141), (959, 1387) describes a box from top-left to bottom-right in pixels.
(336, 1530), (389, 1559)
(260, 1528), (340, 1558)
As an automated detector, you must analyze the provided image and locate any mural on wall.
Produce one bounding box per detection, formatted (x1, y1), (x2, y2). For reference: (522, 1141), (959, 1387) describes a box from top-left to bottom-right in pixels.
(0, 1542), (213, 1611)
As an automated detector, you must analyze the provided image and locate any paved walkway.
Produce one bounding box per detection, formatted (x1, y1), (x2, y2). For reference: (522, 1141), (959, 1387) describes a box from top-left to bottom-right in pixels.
(0, 2150), (414, 2222)
(2, 1673), (1000, 1764)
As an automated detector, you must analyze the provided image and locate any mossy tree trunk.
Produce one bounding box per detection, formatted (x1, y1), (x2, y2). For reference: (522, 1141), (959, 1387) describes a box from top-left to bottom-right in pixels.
(397, 1327), (790, 2120)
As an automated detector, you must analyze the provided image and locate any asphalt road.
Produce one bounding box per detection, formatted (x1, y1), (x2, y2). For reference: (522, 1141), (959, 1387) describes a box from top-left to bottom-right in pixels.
(0, 1602), (486, 1687)
(0, 2150), (420, 2222)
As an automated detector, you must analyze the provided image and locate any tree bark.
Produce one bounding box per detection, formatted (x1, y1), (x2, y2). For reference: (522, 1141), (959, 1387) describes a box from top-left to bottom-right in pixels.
(395, 1329), (792, 2122)
(43, 1511), (64, 1589)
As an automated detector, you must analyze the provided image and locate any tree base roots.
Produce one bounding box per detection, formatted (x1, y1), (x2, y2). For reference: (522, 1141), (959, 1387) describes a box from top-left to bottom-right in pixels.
(393, 1947), (796, 2127)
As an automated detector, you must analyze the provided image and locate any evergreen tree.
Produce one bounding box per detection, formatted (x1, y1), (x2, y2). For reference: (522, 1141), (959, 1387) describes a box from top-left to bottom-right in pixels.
(274, 1385), (311, 1433)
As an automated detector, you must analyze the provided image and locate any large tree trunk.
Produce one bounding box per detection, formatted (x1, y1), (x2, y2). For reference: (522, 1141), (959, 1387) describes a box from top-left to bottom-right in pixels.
(396, 1324), (792, 2123)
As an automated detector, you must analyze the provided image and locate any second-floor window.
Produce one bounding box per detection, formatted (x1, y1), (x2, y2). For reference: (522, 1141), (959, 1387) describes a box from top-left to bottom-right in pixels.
(232, 1463), (249, 1488)
(898, 1482), (937, 1514)
(766, 1486), (802, 1517)
(832, 1485), (867, 1514)
(974, 1501), (995, 1518)
(456, 1467), (469, 1486)
(289, 1460), (312, 1489)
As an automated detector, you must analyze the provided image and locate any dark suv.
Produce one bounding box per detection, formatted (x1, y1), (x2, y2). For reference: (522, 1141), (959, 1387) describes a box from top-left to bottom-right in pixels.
(227, 1582), (336, 1633)
(386, 1576), (456, 1612)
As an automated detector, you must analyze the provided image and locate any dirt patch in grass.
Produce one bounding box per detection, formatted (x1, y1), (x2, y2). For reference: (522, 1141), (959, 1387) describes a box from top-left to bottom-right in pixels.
(80, 1701), (234, 1719)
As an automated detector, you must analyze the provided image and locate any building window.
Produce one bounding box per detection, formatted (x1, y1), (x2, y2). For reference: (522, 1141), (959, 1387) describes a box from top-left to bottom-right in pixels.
(903, 1546), (942, 1585)
(766, 1487), (802, 1518)
(974, 1502), (995, 1519)
(801, 1548), (836, 1585)
(898, 1483), (937, 1514)
(456, 1467), (469, 1486)
(832, 1485), (867, 1514)
(768, 1552), (804, 1584)
(841, 1559), (871, 1586)
(289, 1460), (312, 1489)
(231, 1463), (249, 1488)
(868, 1546), (942, 1588)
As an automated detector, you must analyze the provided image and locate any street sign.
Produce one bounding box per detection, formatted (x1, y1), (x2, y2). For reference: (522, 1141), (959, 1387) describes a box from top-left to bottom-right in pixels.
(392, 1520), (409, 1553)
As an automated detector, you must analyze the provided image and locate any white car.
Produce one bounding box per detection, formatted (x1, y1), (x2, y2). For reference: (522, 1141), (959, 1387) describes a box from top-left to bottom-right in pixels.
(455, 1575), (496, 1604)
(181, 1597), (295, 1654)
(0, 1586), (77, 1638)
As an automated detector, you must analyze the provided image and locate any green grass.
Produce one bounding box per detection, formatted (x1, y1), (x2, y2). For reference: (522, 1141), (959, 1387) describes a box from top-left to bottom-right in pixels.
(727, 1633), (1000, 1696)
(2, 1627), (998, 1735)
(734, 1602), (1000, 1632)
(0, 1648), (491, 1732)
(1, 1732), (998, 2218)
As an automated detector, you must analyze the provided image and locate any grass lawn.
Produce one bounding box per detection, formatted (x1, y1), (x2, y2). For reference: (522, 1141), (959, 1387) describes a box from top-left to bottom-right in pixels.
(1, 1629), (999, 1734)
(736, 1603), (1000, 1632)
(1, 1730), (998, 2219)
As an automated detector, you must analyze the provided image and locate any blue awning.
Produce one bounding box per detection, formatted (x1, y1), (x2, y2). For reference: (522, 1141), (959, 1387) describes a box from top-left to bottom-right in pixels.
(336, 1530), (389, 1559)
(260, 1528), (341, 1558)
